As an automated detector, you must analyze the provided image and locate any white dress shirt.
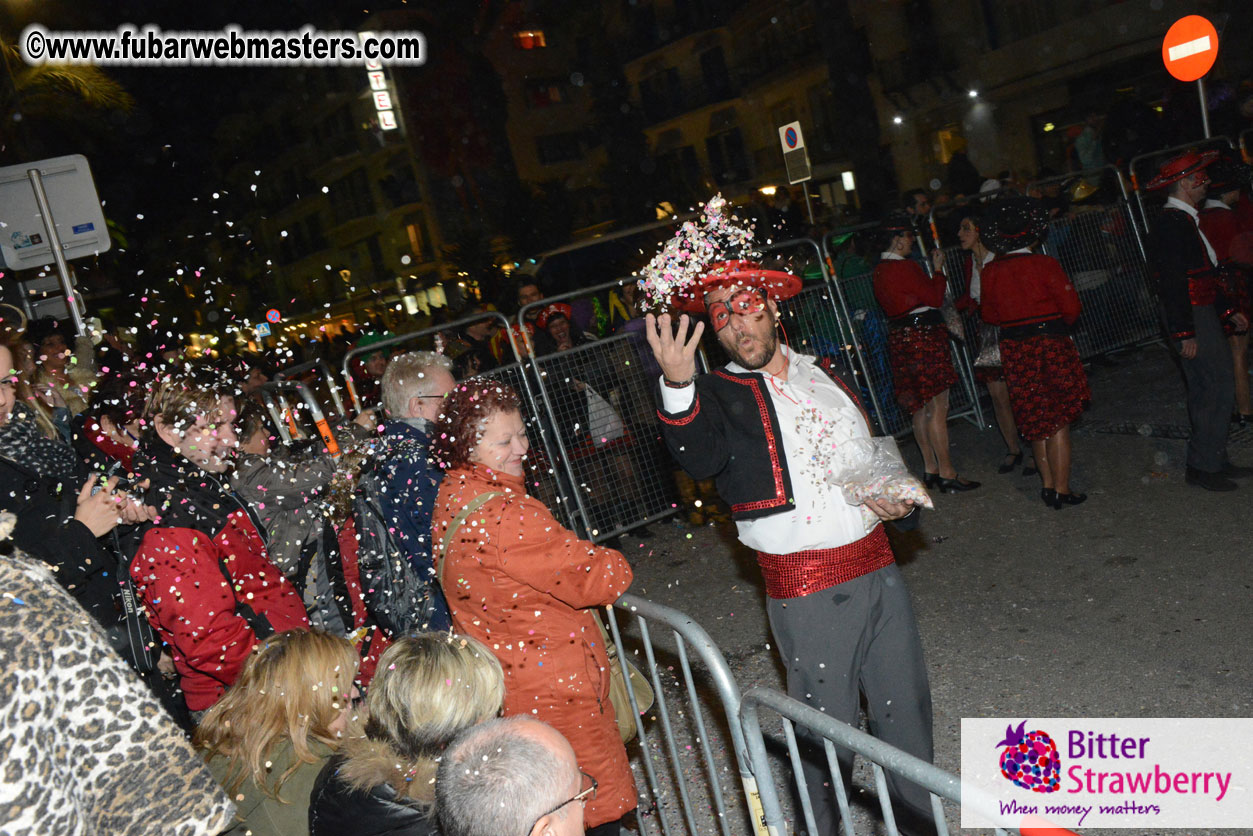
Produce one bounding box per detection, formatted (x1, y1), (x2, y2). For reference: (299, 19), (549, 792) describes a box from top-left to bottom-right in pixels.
(968, 250), (996, 303)
(1165, 195), (1218, 266)
(660, 346), (874, 552)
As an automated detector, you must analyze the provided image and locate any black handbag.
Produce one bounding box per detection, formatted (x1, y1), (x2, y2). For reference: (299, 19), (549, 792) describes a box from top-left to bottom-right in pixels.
(110, 530), (160, 673)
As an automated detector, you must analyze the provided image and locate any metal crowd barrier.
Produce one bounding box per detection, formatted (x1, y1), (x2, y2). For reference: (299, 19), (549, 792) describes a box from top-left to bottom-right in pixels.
(739, 686), (1046, 836)
(519, 279), (681, 542)
(814, 231), (983, 436)
(1038, 198), (1160, 359)
(275, 358), (347, 418)
(337, 311), (580, 533)
(255, 379), (341, 456)
(608, 592), (766, 836)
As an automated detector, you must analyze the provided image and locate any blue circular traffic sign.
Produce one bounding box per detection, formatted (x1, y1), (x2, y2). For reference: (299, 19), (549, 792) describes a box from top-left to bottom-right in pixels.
(784, 127), (798, 149)
(265, 308), (281, 324)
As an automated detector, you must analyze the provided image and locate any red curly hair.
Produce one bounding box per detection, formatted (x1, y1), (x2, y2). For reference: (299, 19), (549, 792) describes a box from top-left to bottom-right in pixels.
(431, 377), (523, 470)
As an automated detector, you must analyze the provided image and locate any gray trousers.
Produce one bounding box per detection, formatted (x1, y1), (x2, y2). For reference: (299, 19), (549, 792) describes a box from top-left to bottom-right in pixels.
(766, 563), (934, 834)
(1181, 306), (1234, 473)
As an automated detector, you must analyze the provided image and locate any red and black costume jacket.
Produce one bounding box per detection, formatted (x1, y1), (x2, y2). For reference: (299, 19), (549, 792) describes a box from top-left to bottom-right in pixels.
(872, 259), (946, 319)
(1200, 204), (1253, 319)
(979, 252), (1081, 330)
(1149, 208), (1236, 340)
(655, 360), (865, 522)
(128, 437), (309, 711)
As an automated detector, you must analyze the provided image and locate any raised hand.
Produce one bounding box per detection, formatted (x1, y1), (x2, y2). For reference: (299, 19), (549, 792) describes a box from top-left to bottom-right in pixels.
(644, 313), (705, 384)
(74, 476), (123, 538)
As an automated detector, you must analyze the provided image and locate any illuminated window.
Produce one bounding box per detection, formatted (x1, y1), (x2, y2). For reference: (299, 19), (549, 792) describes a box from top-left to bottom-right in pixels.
(513, 30), (547, 49)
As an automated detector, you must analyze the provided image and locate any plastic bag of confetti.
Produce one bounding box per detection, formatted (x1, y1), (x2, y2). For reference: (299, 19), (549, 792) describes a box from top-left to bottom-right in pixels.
(825, 435), (933, 528)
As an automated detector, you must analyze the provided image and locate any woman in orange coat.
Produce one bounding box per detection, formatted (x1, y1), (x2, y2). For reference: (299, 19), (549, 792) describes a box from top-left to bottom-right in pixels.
(431, 378), (636, 835)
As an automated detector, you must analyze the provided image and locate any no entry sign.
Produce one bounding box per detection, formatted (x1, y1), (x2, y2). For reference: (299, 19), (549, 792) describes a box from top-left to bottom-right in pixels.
(1162, 15), (1218, 82)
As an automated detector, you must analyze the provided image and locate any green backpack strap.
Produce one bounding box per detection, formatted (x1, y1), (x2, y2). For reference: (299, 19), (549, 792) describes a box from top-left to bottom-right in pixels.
(437, 492), (503, 592)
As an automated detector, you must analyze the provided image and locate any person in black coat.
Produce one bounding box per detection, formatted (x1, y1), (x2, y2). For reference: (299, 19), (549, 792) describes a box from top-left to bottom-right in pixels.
(0, 334), (154, 627)
(308, 634), (504, 836)
(1147, 151), (1253, 491)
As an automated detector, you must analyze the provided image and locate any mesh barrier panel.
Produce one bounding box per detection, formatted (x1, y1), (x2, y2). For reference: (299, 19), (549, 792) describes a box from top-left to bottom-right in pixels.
(479, 360), (581, 534)
(1040, 204), (1160, 357)
(530, 333), (680, 540)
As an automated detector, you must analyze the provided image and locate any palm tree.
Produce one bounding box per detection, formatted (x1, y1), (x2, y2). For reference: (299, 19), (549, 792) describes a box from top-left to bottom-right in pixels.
(1, 38), (134, 164)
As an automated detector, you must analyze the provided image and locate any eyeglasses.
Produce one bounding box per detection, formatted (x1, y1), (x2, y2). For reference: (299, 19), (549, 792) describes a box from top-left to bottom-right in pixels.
(529, 771), (597, 832)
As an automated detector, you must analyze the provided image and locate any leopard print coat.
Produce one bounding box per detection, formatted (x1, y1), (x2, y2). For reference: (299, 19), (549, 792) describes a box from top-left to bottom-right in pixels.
(0, 530), (235, 836)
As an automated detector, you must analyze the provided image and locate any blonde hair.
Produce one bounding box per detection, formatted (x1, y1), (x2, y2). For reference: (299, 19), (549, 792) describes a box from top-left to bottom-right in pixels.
(366, 633), (504, 762)
(0, 330), (59, 440)
(194, 630), (359, 798)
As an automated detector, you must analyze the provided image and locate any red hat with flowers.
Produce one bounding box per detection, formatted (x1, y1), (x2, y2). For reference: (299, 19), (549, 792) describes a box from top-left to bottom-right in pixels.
(673, 260), (801, 313)
(638, 194), (801, 314)
(1145, 149), (1220, 191)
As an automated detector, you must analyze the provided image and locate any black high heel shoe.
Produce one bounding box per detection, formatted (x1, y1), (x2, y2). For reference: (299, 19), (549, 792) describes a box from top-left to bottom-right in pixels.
(923, 472), (940, 489)
(998, 451), (1024, 474)
(1041, 488), (1057, 507)
(1052, 491), (1087, 509)
(937, 476), (980, 493)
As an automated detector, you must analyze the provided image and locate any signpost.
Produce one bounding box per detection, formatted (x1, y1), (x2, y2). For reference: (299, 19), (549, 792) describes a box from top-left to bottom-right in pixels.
(0, 154), (111, 336)
(1162, 15), (1220, 138)
(777, 121), (815, 225)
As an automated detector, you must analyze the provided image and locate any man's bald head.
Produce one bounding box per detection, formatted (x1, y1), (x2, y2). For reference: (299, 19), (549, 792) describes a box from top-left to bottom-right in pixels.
(437, 717), (583, 836)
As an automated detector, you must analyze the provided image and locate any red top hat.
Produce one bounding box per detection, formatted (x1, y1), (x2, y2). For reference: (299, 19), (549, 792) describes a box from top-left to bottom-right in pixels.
(673, 260), (802, 313)
(535, 302), (573, 330)
(1145, 150), (1220, 191)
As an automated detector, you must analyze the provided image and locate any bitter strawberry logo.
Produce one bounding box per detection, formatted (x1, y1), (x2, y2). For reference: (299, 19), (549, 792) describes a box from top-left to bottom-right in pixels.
(996, 720), (1061, 793)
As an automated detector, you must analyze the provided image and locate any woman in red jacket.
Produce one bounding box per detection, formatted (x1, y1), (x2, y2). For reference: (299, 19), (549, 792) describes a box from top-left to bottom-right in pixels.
(979, 198), (1090, 508)
(873, 214), (979, 492)
(431, 379), (635, 836)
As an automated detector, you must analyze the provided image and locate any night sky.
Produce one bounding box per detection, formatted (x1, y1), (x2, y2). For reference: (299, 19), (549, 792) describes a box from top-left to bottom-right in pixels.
(6, 0), (418, 228)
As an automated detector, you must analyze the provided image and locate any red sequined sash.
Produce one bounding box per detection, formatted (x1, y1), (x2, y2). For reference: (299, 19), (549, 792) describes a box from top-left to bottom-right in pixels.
(755, 526), (895, 599)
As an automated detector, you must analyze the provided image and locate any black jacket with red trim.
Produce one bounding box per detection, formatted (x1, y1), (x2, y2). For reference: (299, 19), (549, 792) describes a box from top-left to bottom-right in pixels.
(1149, 207), (1236, 340)
(656, 356), (867, 522)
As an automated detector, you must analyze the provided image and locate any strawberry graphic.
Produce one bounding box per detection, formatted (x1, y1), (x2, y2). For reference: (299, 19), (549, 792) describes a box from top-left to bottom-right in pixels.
(995, 721), (1061, 793)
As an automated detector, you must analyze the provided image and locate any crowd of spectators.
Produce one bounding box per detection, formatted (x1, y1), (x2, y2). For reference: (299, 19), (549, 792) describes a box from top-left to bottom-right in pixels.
(0, 292), (641, 835)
